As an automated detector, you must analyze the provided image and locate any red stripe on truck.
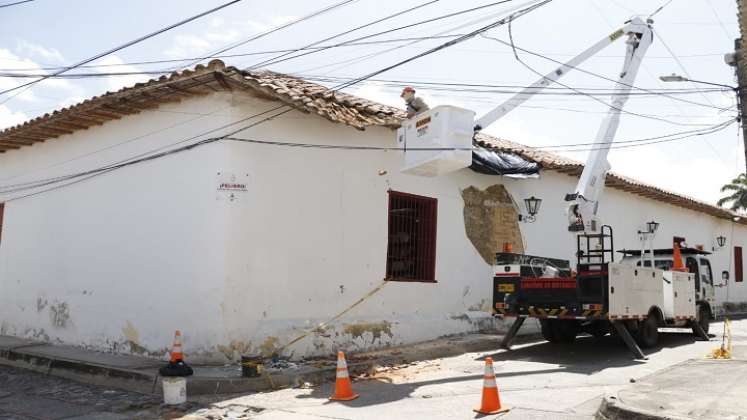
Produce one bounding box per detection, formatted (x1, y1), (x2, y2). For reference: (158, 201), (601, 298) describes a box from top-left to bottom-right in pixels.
(520, 278), (577, 289)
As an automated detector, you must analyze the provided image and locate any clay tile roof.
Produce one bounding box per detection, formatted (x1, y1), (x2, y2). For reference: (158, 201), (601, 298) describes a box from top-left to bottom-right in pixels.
(0, 59), (405, 153)
(475, 134), (746, 225)
(0, 59), (742, 224)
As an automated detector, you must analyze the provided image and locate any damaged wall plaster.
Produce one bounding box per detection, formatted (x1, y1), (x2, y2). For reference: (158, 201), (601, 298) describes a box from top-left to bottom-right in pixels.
(461, 185), (524, 264)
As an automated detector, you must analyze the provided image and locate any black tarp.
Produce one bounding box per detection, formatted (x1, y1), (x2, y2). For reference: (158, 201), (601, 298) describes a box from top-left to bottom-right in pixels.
(469, 145), (540, 177)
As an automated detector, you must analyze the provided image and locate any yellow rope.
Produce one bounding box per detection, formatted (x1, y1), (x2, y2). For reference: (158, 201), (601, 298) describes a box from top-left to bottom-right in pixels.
(276, 279), (390, 354)
(707, 318), (732, 359)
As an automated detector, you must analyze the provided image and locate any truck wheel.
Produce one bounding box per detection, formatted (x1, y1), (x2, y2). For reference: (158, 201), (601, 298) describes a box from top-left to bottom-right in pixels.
(636, 316), (659, 348)
(693, 305), (710, 335)
(540, 319), (557, 343)
(552, 320), (578, 343)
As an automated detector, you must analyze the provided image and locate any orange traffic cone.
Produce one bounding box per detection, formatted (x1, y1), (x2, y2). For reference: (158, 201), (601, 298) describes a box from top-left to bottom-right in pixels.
(329, 351), (359, 401)
(170, 330), (184, 362)
(474, 357), (508, 415)
(159, 330), (193, 377)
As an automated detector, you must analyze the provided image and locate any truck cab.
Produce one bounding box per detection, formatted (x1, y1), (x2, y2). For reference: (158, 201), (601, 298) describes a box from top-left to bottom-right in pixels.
(619, 247), (717, 332)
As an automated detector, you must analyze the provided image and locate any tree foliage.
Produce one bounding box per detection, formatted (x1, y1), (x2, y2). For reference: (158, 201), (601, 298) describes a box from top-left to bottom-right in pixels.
(717, 173), (747, 212)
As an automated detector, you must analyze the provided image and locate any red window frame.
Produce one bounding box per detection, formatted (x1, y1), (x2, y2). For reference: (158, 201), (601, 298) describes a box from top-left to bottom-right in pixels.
(735, 246), (743, 283)
(385, 191), (437, 282)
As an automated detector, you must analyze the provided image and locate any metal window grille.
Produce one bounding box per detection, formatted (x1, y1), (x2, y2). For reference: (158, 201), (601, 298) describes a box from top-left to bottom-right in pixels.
(385, 191), (437, 282)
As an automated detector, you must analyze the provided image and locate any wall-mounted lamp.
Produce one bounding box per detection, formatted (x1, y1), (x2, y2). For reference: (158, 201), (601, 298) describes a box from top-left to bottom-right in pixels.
(713, 235), (727, 251)
(646, 220), (659, 235)
(518, 196), (542, 223)
(638, 220), (659, 236)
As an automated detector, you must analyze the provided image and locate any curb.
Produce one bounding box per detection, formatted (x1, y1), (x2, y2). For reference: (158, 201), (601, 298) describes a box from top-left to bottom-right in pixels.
(0, 346), (378, 396)
(0, 331), (525, 396)
(596, 396), (693, 420)
(0, 346), (157, 394)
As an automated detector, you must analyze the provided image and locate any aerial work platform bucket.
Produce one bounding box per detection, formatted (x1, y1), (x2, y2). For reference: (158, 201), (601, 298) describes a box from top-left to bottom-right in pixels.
(397, 105), (475, 177)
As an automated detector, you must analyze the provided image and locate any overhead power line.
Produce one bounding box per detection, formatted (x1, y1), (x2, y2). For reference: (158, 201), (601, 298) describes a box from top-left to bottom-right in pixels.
(0, 44), (726, 74)
(222, 119), (736, 153)
(243, 0), (518, 71)
(0, 0), (555, 200)
(479, 33), (732, 112)
(0, 0), (33, 8)
(243, 0), (441, 70)
(331, 0), (553, 91)
(0, 0), (244, 103)
(174, 0), (360, 71)
(0, 70), (730, 96)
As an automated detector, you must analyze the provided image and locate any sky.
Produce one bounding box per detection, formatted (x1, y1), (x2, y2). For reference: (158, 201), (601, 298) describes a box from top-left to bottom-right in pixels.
(0, 0), (743, 205)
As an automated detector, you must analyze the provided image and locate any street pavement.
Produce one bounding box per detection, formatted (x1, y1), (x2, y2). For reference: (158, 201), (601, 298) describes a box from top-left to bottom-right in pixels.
(187, 318), (747, 420)
(0, 364), (161, 419)
(0, 318), (744, 420)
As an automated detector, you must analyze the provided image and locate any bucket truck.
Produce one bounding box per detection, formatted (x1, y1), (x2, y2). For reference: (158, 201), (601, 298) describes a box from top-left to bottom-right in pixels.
(396, 17), (713, 359)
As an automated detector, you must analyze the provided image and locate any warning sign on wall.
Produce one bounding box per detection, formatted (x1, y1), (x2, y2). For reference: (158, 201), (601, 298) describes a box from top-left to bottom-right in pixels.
(216, 171), (249, 202)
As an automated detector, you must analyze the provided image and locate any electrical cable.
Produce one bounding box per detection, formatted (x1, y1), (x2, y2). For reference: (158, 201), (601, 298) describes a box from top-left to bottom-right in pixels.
(648, 0), (675, 20)
(494, 19), (721, 128)
(702, 0), (734, 42)
(0, 0), (244, 105)
(0, 43), (728, 74)
(0, 104), (290, 192)
(0, 69), (731, 96)
(0, 0), (32, 8)
(0, 1), (554, 198)
(243, 0), (517, 71)
(291, 2), (539, 76)
(243, 0), (441, 70)
(173, 0), (360, 71)
(294, 74), (729, 96)
(652, 27), (733, 163)
(0, 35), (468, 73)
(479, 33), (732, 112)
(331, 0), (553, 92)
(2, 115), (733, 195)
(590, 3), (733, 163)
(0, 80), (236, 183)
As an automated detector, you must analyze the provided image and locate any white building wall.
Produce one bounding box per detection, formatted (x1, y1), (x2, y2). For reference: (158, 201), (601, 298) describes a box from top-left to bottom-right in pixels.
(0, 91), (745, 361)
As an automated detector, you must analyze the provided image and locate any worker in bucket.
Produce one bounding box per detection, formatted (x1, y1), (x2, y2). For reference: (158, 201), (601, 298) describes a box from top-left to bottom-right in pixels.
(401, 86), (429, 118)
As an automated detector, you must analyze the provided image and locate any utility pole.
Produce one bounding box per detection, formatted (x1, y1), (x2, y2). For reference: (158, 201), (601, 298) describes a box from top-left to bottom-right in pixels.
(731, 38), (747, 173)
(734, 0), (747, 173)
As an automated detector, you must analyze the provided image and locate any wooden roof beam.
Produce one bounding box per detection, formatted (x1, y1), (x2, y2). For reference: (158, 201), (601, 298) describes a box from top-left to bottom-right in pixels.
(68, 115), (103, 126)
(1, 137), (37, 145)
(88, 107), (128, 118)
(52, 121), (90, 131)
(37, 126), (74, 136)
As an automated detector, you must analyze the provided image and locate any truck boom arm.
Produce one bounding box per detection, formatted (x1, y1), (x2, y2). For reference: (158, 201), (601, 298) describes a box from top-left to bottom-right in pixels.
(473, 17), (654, 233)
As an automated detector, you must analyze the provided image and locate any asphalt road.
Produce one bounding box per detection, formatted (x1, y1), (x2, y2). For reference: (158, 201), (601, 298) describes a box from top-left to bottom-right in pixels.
(0, 318), (743, 420)
(190, 318), (746, 420)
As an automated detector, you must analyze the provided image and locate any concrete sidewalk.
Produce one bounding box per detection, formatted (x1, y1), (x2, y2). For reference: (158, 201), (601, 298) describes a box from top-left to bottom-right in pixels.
(598, 345), (747, 420)
(0, 332), (513, 396)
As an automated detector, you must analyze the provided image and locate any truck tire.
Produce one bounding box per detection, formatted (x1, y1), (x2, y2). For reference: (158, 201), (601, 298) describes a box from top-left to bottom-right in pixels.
(636, 316), (659, 348)
(540, 319), (557, 343)
(552, 320), (578, 343)
(693, 305), (710, 335)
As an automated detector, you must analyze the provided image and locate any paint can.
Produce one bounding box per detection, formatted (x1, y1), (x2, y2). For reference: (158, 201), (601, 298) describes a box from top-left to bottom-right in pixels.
(241, 355), (264, 377)
(162, 377), (187, 405)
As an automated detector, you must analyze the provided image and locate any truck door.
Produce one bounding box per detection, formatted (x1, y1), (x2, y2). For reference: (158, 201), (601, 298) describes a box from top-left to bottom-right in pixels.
(698, 258), (714, 301)
(686, 257), (700, 299)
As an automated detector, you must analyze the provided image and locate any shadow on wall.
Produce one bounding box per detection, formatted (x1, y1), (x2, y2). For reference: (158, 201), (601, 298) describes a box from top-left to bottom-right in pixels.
(461, 185), (523, 265)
